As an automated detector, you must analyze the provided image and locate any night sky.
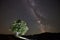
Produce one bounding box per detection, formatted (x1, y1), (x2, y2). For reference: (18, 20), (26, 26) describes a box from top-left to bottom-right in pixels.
(0, 0), (60, 35)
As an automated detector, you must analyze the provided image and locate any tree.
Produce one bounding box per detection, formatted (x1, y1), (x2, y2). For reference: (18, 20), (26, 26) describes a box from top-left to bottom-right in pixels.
(10, 19), (29, 40)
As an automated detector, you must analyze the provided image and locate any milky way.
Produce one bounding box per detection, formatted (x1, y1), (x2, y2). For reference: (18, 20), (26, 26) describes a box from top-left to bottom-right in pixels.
(0, 0), (60, 35)
(26, 0), (46, 33)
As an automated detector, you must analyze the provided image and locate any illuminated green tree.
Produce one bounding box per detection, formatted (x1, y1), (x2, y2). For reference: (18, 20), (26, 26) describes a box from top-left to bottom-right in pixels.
(10, 20), (29, 40)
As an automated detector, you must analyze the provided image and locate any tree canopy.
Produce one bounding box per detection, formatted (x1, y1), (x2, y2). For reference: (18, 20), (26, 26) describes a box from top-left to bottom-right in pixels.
(10, 20), (29, 36)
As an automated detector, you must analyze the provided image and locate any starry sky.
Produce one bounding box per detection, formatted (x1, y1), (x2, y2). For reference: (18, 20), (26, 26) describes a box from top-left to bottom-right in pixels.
(0, 0), (60, 35)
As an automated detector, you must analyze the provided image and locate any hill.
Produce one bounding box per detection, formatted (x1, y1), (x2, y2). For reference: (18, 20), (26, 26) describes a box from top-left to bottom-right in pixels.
(0, 32), (60, 40)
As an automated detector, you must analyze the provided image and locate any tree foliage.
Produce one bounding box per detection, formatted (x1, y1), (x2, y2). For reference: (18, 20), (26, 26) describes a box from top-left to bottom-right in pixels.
(10, 20), (29, 36)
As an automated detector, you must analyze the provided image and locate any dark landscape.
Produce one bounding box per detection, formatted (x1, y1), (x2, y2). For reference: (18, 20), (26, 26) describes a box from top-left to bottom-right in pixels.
(0, 32), (60, 40)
